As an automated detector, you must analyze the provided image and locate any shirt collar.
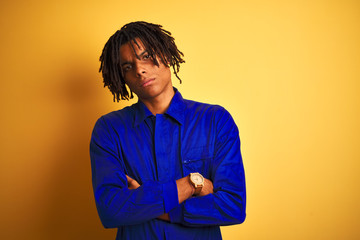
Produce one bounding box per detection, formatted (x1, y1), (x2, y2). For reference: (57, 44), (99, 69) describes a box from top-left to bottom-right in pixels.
(165, 88), (185, 125)
(133, 101), (153, 128)
(133, 88), (185, 127)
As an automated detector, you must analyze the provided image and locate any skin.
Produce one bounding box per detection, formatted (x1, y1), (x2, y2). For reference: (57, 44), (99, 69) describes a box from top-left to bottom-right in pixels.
(119, 39), (175, 115)
(120, 39), (214, 221)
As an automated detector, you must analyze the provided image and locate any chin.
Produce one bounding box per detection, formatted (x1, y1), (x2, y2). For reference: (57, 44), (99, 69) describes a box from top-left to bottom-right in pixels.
(137, 90), (160, 100)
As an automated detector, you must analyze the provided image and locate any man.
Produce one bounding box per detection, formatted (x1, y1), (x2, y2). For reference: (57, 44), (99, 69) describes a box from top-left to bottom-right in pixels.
(90, 21), (246, 240)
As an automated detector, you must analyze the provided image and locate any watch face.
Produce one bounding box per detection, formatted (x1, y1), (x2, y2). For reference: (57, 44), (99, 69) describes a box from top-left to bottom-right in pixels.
(191, 173), (204, 184)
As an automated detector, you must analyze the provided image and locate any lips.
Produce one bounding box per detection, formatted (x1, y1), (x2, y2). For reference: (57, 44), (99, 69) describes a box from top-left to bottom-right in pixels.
(141, 78), (155, 87)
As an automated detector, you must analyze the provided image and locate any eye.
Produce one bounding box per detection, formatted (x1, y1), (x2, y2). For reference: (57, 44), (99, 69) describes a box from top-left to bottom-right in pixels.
(122, 64), (132, 72)
(143, 53), (151, 60)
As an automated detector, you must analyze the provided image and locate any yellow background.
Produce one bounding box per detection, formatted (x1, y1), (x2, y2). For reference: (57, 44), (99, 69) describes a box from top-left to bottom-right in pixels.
(1, 0), (359, 239)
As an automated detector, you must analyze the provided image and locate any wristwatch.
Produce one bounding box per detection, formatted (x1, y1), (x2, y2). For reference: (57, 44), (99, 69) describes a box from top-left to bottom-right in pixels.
(189, 172), (205, 195)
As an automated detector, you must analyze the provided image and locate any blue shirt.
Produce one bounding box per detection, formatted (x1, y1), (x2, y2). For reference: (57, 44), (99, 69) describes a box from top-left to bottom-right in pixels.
(90, 90), (246, 240)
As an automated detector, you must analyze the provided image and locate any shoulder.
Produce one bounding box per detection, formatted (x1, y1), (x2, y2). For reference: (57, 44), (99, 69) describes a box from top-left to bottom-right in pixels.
(182, 98), (231, 119)
(102, 104), (135, 121)
(93, 104), (136, 130)
(183, 98), (238, 134)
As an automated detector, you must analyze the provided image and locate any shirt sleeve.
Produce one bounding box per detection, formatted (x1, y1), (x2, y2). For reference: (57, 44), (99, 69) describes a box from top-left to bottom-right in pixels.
(168, 107), (246, 227)
(90, 116), (179, 228)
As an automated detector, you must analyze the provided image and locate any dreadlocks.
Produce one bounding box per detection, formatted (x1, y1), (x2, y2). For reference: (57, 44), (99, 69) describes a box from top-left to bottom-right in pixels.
(99, 21), (185, 102)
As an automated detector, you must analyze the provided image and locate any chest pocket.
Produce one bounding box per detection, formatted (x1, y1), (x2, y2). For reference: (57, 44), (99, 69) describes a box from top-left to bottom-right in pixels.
(182, 146), (213, 177)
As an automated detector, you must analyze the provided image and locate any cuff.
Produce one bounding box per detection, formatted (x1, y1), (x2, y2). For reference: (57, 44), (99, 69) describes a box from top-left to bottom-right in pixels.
(162, 180), (179, 213)
(169, 204), (183, 223)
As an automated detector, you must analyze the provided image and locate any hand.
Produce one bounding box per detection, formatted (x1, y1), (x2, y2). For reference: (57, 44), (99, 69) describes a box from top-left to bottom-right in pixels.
(126, 175), (140, 190)
(126, 175), (170, 221)
(157, 213), (170, 221)
(198, 178), (213, 197)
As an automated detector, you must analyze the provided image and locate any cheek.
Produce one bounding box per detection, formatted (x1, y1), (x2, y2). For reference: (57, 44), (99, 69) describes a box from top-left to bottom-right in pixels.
(123, 73), (135, 85)
(159, 66), (171, 79)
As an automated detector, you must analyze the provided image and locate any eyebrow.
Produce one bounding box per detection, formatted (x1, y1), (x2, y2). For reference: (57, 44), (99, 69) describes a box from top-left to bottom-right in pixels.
(138, 50), (148, 58)
(121, 50), (148, 67)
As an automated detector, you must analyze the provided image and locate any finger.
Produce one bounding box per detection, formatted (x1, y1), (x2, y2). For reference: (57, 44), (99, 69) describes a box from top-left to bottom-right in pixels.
(126, 175), (133, 181)
(133, 180), (140, 188)
(126, 175), (141, 189)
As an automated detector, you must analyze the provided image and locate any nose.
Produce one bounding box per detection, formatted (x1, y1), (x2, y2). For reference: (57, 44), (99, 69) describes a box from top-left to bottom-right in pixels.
(134, 61), (146, 77)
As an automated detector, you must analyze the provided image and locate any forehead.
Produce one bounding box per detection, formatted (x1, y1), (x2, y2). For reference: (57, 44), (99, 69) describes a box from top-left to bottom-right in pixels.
(119, 39), (146, 61)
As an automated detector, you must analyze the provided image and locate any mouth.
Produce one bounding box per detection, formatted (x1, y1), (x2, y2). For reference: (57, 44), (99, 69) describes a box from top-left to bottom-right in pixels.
(141, 78), (155, 87)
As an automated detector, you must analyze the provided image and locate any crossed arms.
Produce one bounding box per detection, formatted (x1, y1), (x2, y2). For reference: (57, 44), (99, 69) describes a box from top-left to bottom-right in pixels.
(126, 174), (214, 221)
(90, 108), (246, 228)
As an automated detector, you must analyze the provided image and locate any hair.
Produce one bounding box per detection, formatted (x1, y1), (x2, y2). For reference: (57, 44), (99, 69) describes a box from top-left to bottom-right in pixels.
(99, 21), (185, 102)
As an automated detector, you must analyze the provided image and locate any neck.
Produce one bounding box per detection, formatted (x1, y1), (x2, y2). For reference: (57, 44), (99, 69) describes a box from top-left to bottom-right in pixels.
(141, 88), (175, 115)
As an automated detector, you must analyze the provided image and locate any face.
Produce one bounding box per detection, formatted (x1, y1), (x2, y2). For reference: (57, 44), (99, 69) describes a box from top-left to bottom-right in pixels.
(119, 39), (173, 102)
